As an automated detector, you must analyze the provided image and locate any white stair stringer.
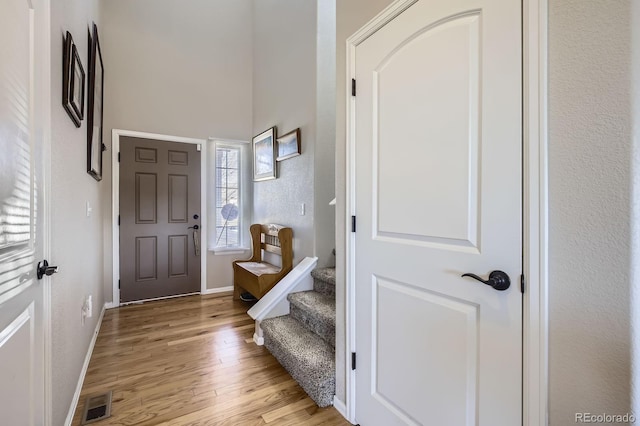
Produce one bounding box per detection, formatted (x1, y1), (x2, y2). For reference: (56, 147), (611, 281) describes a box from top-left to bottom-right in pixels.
(247, 256), (318, 345)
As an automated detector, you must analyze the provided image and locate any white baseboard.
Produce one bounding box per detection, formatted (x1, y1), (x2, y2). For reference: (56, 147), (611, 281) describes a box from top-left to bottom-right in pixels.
(333, 396), (352, 423)
(201, 286), (233, 295)
(64, 303), (106, 426)
(105, 301), (119, 309)
(253, 332), (264, 346)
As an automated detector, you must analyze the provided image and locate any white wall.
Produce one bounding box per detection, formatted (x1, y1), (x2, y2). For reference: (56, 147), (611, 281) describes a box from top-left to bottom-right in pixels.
(251, 0), (318, 265)
(548, 0), (633, 422)
(100, 0), (254, 295)
(334, 0), (395, 404)
(50, 0), (103, 424)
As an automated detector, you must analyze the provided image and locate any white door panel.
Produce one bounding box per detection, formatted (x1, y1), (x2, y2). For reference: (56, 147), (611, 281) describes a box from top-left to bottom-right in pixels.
(376, 13), (480, 246)
(0, 0), (49, 422)
(354, 0), (522, 425)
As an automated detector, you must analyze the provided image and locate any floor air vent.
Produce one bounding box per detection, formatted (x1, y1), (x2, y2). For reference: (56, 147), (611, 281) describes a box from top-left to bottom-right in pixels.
(81, 391), (112, 424)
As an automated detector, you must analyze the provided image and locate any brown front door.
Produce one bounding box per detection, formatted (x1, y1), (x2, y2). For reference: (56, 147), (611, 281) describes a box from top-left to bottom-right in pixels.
(119, 136), (201, 303)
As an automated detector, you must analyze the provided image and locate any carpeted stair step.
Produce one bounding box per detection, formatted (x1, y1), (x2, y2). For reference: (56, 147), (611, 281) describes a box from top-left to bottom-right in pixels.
(261, 315), (335, 407)
(311, 267), (335, 297)
(288, 291), (335, 347)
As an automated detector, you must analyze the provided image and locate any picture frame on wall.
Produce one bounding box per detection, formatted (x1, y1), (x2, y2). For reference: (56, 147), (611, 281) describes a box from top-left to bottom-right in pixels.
(276, 128), (301, 161)
(62, 31), (84, 128)
(253, 127), (277, 181)
(87, 23), (104, 181)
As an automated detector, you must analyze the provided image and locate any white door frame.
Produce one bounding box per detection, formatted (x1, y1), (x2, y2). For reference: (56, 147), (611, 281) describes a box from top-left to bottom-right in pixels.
(344, 0), (549, 424)
(40, 0), (53, 423)
(111, 129), (208, 307)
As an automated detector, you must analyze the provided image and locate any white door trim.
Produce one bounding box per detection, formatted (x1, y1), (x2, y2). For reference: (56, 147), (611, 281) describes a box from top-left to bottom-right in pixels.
(111, 129), (208, 307)
(38, 0), (53, 422)
(522, 0), (549, 424)
(344, 0), (549, 424)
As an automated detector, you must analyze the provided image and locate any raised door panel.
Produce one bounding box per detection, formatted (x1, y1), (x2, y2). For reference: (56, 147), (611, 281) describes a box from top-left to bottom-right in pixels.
(168, 174), (188, 223)
(135, 147), (157, 163)
(168, 235), (188, 278)
(376, 13), (480, 249)
(136, 173), (157, 224)
(373, 277), (478, 425)
(136, 237), (157, 281)
(0, 0), (35, 303)
(0, 305), (36, 426)
(168, 150), (188, 166)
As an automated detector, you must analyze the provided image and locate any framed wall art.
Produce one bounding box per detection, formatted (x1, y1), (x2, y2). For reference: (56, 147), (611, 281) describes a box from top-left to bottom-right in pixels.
(62, 31), (84, 128)
(87, 23), (104, 181)
(276, 128), (301, 161)
(253, 127), (277, 181)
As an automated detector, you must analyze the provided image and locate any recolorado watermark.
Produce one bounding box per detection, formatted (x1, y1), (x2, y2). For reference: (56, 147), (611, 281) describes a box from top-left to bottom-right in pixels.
(575, 413), (636, 423)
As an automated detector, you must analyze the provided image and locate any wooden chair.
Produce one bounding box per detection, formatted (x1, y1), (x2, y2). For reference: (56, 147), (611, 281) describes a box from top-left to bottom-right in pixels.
(233, 224), (293, 300)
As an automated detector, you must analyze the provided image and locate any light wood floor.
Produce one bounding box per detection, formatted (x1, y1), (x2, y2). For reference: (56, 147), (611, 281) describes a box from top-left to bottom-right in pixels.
(71, 294), (350, 426)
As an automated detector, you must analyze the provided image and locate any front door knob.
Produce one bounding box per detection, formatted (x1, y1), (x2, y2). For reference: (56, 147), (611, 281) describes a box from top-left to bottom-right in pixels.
(461, 270), (510, 291)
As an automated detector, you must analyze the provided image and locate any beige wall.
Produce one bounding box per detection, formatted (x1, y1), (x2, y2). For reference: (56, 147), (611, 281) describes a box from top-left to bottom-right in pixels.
(548, 0), (633, 422)
(50, 0), (103, 423)
(633, 1), (640, 418)
(251, 0), (318, 264)
(100, 0), (254, 295)
(314, 1), (337, 269)
(334, 0), (395, 404)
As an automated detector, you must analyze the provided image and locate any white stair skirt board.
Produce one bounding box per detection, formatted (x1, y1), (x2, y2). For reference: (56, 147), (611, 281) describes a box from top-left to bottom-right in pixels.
(247, 257), (318, 345)
(333, 397), (351, 423)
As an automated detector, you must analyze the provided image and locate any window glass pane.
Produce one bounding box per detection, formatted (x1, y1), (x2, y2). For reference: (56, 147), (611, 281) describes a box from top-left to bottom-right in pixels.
(227, 169), (238, 188)
(215, 145), (241, 248)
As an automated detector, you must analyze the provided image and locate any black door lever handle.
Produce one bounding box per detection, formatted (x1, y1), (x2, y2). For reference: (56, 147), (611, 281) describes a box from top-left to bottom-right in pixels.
(37, 260), (59, 280)
(461, 270), (510, 291)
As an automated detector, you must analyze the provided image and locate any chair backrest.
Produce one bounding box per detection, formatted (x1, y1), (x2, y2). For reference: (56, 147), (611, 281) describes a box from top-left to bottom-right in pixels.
(248, 224), (293, 272)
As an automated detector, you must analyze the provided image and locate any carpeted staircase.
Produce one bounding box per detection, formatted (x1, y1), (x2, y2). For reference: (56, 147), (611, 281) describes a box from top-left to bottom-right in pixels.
(261, 267), (336, 407)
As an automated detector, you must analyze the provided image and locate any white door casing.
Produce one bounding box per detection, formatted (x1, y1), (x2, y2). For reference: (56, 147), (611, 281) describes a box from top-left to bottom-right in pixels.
(0, 0), (51, 423)
(351, 0), (522, 424)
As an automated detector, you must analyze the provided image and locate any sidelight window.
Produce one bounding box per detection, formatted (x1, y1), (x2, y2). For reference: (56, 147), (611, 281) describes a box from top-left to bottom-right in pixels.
(209, 140), (249, 252)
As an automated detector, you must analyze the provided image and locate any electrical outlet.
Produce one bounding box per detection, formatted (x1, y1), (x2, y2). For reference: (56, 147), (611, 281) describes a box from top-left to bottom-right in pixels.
(81, 295), (93, 325)
(86, 201), (93, 217)
(300, 203), (305, 216)
(86, 295), (92, 318)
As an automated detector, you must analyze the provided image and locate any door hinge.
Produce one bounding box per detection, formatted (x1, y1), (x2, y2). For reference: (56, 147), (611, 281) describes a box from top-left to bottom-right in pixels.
(351, 78), (356, 96)
(351, 352), (356, 370)
(520, 274), (525, 293)
(118, 215), (120, 226)
(351, 216), (356, 233)
(118, 152), (121, 162)
(118, 279), (121, 289)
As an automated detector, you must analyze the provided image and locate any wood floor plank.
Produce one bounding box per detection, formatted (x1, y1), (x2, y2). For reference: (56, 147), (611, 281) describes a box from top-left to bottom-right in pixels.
(261, 397), (317, 423)
(72, 294), (350, 426)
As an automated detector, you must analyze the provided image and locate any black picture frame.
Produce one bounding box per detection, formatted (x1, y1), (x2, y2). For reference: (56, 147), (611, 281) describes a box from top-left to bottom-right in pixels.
(276, 128), (301, 161)
(253, 127), (277, 181)
(87, 23), (104, 181)
(62, 32), (84, 127)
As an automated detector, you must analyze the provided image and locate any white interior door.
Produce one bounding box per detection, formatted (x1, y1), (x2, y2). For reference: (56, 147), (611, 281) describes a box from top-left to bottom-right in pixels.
(353, 0), (522, 425)
(0, 0), (50, 423)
